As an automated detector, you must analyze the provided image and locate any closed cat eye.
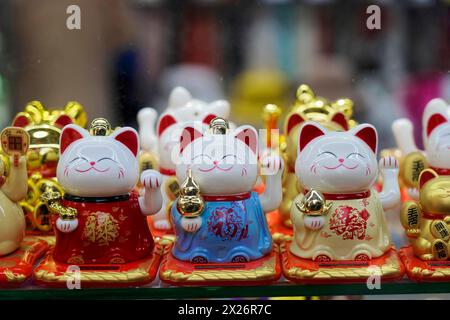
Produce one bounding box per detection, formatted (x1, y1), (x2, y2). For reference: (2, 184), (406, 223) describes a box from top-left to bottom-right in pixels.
(346, 152), (365, 158)
(68, 156), (89, 164)
(317, 151), (337, 157)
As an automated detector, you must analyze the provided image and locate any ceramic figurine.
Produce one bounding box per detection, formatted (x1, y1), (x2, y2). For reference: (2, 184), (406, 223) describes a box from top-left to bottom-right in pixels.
(266, 84), (356, 243)
(138, 86), (230, 232)
(392, 98), (450, 200)
(0, 127), (49, 286)
(399, 169), (450, 281)
(34, 119), (164, 288)
(281, 121), (405, 283)
(160, 118), (284, 285)
(10, 100), (87, 233)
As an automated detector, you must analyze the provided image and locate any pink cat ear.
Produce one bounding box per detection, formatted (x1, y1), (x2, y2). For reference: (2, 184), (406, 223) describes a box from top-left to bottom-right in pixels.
(111, 128), (139, 157)
(157, 114), (177, 136)
(202, 114), (217, 125)
(426, 113), (447, 136)
(331, 112), (349, 131)
(298, 123), (326, 152)
(60, 125), (88, 154)
(353, 124), (377, 154)
(234, 126), (258, 154)
(180, 126), (203, 154)
(285, 113), (305, 135)
(419, 169), (438, 189)
(54, 114), (73, 128)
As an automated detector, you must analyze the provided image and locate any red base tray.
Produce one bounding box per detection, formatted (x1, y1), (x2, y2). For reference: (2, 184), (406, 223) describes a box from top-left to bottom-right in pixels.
(160, 245), (281, 286)
(399, 246), (450, 282)
(281, 242), (405, 284)
(0, 236), (50, 288)
(33, 243), (165, 288)
(266, 210), (293, 243)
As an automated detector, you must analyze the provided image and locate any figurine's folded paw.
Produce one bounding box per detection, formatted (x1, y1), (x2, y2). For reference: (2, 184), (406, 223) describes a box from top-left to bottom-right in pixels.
(181, 216), (202, 233)
(304, 215), (325, 230)
(260, 155), (284, 176)
(56, 218), (78, 233)
(140, 169), (162, 189)
(379, 156), (399, 171)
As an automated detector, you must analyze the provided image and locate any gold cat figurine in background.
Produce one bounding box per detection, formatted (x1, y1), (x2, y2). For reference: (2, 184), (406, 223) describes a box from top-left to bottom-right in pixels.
(401, 169), (450, 261)
(0, 128), (29, 255)
(279, 84), (355, 228)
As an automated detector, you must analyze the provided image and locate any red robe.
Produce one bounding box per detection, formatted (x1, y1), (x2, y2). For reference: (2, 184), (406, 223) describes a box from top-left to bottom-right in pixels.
(53, 192), (153, 264)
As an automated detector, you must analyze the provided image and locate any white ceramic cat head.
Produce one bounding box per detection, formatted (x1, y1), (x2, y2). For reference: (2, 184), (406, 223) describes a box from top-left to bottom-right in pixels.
(176, 124), (258, 195)
(295, 122), (379, 193)
(57, 124), (140, 197)
(422, 98), (450, 169)
(156, 86), (230, 171)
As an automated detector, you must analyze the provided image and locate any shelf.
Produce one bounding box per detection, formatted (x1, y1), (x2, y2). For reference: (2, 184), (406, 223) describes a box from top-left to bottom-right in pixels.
(1, 280), (450, 299)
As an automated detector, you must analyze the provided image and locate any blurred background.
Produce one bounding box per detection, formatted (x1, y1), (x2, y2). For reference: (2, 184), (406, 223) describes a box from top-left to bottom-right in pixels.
(0, 0), (449, 150)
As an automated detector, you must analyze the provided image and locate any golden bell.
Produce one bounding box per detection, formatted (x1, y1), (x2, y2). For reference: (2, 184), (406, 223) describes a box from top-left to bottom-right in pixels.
(176, 169), (204, 218)
(295, 189), (332, 217)
(89, 118), (112, 136)
(209, 117), (229, 135)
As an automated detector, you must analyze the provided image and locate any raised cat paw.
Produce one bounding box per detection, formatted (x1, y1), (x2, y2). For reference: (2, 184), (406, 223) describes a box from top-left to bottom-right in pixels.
(56, 218), (78, 233)
(140, 169), (162, 189)
(379, 156), (399, 171)
(260, 155), (284, 176)
(181, 216), (202, 233)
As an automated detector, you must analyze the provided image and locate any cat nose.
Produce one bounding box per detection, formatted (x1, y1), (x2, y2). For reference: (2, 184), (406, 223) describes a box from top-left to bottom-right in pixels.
(90, 161), (96, 166)
(338, 158), (344, 163)
(213, 160), (219, 165)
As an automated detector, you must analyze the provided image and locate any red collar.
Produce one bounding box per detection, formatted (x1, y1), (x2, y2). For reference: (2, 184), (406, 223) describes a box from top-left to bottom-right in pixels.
(303, 189), (371, 200)
(288, 165), (296, 174)
(422, 211), (450, 220)
(159, 167), (176, 176)
(430, 167), (450, 176)
(203, 192), (251, 202)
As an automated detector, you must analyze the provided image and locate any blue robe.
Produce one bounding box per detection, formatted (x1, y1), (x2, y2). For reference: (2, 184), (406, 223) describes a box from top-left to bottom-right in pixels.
(171, 192), (272, 263)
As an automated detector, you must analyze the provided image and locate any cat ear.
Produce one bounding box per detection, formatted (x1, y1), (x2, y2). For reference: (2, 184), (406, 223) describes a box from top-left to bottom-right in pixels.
(423, 98), (449, 137)
(234, 125), (258, 154)
(110, 127), (139, 157)
(54, 114), (74, 128)
(180, 125), (203, 154)
(168, 86), (192, 110)
(12, 114), (31, 127)
(330, 112), (349, 131)
(298, 122), (326, 152)
(285, 113), (305, 135)
(60, 124), (89, 154)
(419, 169), (439, 189)
(202, 114), (218, 125)
(157, 114), (177, 136)
(351, 124), (378, 154)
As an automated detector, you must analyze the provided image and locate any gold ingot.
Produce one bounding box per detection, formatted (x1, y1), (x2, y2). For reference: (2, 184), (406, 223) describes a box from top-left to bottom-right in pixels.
(40, 191), (77, 220)
(432, 239), (448, 260)
(295, 189), (332, 217)
(400, 201), (422, 236)
(430, 220), (450, 242)
(176, 169), (204, 218)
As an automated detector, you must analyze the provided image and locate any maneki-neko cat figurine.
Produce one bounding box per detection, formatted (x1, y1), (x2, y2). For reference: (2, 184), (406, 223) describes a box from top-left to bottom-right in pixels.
(33, 119), (164, 288)
(266, 84), (356, 242)
(9, 100), (87, 233)
(160, 118), (284, 285)
(399, 169), (450, 281)
(392, 98), (450, 200)
(138, 86), (230, 233)
(281, 121), (405, 283)
(0, 127), (49, 286)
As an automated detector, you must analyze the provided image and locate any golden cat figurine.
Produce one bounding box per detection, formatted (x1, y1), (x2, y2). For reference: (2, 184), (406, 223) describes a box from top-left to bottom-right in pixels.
(401, 169), (450, 260)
